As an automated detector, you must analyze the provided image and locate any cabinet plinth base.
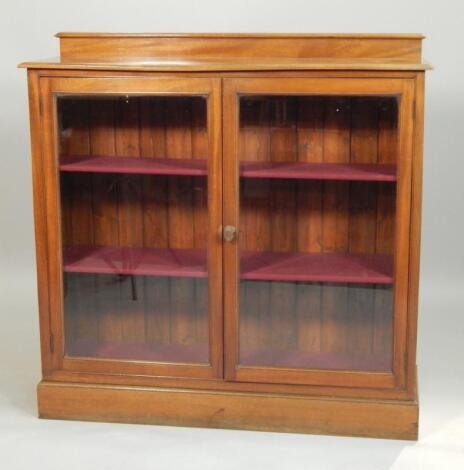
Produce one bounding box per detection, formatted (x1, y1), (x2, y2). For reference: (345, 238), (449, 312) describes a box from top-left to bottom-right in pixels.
(37, 381), (418, 440)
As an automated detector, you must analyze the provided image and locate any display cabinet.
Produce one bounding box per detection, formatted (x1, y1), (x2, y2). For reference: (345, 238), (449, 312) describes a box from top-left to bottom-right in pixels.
(20, 33), (430, 439)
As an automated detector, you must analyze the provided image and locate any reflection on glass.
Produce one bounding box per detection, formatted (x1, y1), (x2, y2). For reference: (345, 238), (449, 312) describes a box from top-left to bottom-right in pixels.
(237, 95), (398, 372)
(58, 95), (209, 363)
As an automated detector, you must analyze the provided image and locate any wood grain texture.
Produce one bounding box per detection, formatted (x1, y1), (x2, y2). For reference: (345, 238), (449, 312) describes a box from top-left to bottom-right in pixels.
(237, 97), (396, 368)
(27, 70), (54, 375)
(24, 36), (427, 437)
(56, 33), (423, 65)
(223, 78), (408, 390)
(59, 99), (98, 345)
(45, 76), (222, 380)
(238, 98), (272, 356)
(406, 72), (425, 396)
(19, 59), (431, 72)
(37, 381), (419, 440)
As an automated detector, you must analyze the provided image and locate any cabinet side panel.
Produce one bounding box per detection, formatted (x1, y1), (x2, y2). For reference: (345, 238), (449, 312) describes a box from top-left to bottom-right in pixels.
(27, 70), (53, 375)
(407, 73), (425, 394)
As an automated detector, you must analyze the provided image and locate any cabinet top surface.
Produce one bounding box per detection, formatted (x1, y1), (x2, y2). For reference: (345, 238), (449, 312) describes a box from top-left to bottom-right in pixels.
(20, 32), (431, 71)
(54, 32), (425, 39)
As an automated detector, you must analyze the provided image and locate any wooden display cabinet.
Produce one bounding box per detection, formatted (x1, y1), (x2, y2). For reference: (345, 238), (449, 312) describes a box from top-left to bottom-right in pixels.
(20, 33), (430, 439)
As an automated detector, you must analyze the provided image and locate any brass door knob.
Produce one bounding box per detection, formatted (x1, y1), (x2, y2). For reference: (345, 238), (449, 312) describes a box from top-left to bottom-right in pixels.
(223, 225), (237, 242)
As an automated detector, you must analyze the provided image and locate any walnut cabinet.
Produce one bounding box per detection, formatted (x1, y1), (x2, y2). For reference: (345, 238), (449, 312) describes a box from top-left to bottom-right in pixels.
(20, 33), (430, 439)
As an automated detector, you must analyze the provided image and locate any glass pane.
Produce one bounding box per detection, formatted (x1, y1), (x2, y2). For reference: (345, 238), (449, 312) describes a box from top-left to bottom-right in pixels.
(58, 95), (209, 364)
(238, 95), (398, 372)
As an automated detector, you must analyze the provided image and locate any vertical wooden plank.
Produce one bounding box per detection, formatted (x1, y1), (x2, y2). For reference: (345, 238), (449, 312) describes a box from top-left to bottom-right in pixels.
(269, 97), (298, 352)
(58, 100), (73, 247)
(60, 100), (94, 246)
(321, 97), (350, 354)
(373, 284), (393, 360)
(406, 73), (425, 392)
(373, 97), (398, 362)
(139, 97), (171, 346)
(191, 97), (209, 347)
(239, 100), (272, 255)
(114, 98), (145, 343)
(165, 98), (196, 347)
(296, 97), (324, 354)
(90, 99), (122, 343)
(115, 99), (143, 246)
(59, 99), (98, 344)
(58, 100), (77, 345)
(347, 99), (379, 356)
(238, 98), (272, 355)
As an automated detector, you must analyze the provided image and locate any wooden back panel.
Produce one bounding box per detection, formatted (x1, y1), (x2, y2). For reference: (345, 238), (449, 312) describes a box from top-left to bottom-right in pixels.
(238, 96), (397, 364)
(59, 96), (209, 353)
(57, 33), (423, 64)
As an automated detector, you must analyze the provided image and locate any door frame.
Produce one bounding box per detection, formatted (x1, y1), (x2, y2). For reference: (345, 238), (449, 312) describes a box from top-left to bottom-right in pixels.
(222, 77), (415, 389)
(38, 75), (223, 379)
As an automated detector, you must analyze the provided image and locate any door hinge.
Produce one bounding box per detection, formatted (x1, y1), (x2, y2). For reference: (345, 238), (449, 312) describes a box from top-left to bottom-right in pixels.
(49, 333), (55, 354)
(39, 97), (43, 116)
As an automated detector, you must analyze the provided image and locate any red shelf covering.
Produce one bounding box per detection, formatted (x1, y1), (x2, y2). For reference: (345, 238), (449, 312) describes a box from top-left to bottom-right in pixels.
(240, 161), (397, 182)
(60, 155), (397, 182)
(241, 251), (393, 284)
(63, 246), (393, 284)
(67, 339), (208, 364)
(63, 246), (208, 278)
(240, 349), (391, 372)
(60, 155), (207, 176)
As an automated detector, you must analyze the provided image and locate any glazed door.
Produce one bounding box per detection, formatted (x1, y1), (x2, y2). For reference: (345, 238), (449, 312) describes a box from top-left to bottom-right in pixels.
(223, 77), (414, 389)
(39, 76), (222, 379)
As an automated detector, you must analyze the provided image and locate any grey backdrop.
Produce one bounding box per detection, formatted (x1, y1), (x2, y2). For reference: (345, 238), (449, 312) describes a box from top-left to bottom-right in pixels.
(1, 1), (463, 469)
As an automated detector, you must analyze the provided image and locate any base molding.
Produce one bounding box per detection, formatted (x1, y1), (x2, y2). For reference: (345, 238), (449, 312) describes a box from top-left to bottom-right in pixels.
(37, 381), (418, 440)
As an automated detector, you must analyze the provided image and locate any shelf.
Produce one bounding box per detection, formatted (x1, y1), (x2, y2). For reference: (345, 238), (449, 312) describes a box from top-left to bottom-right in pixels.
(60, 155), (396, 182)
(240, 161), (397, 182)
(64, 246), (393, 284)
(60, 155), (207, 176)
(241, 251), (393, 284)
(63, 246), (207, 278)
(240, 348), (391, 372)
(67, 339), (208, 363)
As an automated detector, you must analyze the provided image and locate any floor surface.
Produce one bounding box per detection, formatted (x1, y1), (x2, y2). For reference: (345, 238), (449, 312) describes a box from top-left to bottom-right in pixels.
(1, 272), (463, 470)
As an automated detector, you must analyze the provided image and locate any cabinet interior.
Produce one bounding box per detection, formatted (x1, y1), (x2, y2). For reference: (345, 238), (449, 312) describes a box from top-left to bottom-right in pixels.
(59, 96), (210, 363)
(238, 96), (398, 372)
(58, 94), (398, 372)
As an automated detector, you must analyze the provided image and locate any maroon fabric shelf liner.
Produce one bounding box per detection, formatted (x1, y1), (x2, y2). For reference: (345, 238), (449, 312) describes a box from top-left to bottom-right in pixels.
(63, 246), (393, 284)
(67, 339), (208, 363)
(60, 155), (207, 176)
(60, 155), (397, 182)
(240, 161), (397, 181)
(240, 348), (391, 372)
(241, 251), (393, 284)
(63, 246), (208, 278)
